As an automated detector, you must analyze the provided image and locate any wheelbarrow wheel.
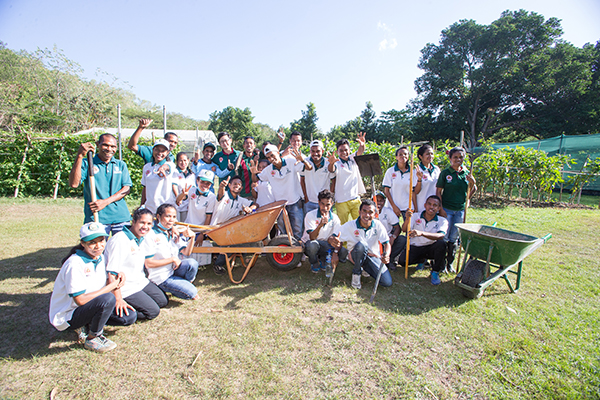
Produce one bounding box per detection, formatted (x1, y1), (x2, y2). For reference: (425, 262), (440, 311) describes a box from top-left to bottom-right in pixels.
(460, 260), (486, 299)
(266, 235), (302, 271)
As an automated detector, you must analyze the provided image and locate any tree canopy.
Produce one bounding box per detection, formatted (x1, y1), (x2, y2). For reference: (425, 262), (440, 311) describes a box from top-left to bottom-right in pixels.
(412, 10), (600, 147)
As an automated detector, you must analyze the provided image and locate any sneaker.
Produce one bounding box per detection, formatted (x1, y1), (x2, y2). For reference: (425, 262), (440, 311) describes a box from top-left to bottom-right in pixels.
(213, 264), (226, 275)
(75, 325), (88, 344)
(301, 254), (307, 262)
(84, 335), (117, 353)
(361, 270), (370, 278)
(351, 274), (362, 289)
(444, 264), (456, 274)
(416, 263), (425, 271)
(431, 271), (441, 285)
(311, 264), (320, 273)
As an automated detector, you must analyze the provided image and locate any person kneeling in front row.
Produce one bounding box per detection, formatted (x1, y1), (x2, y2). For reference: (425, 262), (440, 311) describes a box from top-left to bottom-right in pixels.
(333, 199), (392, 290)
(397, 195), (448, 285)
(303, 189), (348, 274)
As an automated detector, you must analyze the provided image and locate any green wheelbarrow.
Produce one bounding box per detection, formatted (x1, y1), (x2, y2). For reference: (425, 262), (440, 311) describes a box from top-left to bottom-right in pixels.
(454, 223), (552, 299)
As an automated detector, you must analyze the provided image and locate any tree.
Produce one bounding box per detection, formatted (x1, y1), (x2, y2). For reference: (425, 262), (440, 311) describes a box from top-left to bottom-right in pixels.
(207, 106), (260, 143)
(290, 102), (321, 142)
(413, 10), (597, 147)
(359, 101), (377, 138)
(373, 109), (413, 144)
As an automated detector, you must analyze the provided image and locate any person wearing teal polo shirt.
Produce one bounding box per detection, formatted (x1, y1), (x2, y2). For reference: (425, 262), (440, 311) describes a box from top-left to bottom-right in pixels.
(69, 134), (133, 235)
(213, 132), (240, 180)
(127, 118), (178, 163)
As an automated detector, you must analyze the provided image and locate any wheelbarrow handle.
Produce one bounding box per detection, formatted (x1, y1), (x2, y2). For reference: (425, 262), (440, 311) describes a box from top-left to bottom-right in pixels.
(542, 233), (552, 243)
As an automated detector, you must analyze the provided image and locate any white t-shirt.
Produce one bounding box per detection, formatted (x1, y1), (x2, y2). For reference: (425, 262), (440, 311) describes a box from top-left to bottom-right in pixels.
(409, 211), (449, 247)
(185, 188), (217, 226)
(49, 251), (108, 331)
(302, 209), (342, 243)
(300, 157), (332, 203)
(144, 227), (188, 285)
(254, 180), (275, 208)
(332, 154), (365, 203)
(258, 158), (304, 204)
(377, 206), (400, 237)
(415, 163), (441, 213)
(339, 218), (389, 257)
(173, 170), (196, 212)
(141, 160), (177, 214)
(212, 191), (254, 225)
(105, 227), (153, 298)
(382, 164), (418, 211)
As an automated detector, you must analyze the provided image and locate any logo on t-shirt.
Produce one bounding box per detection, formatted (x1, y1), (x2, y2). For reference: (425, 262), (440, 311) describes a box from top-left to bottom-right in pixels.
(93, 166), (100, 175)
(392, 173), (397, 179)
(219, 157), (223, 163)
(354, 230), (360, 237)
(84, 266), (92, 275)
(446, 175), (453, 183)
(423, 175), (428, 180)
(271, 170), (276, 176)
(416, 219), (423, 225)
(146, 170), (151, 176)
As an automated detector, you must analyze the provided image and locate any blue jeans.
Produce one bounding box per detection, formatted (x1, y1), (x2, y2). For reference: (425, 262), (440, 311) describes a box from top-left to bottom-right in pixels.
(304, 240), (348, 267)
(103, 221), (129, 236)
(443, 208), (465, 244)
(303, 201), (318, 215)
(277, 199), (304, 241)
(350, 241), (392, 287)
(158, 258), (199, 300)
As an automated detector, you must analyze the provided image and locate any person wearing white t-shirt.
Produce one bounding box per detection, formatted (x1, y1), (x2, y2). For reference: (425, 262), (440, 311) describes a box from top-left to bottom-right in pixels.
(211, 175), (257, 275)
(332, 199), (392, 290)
(398, 195), (448, 285)
(140, 139), (177, 214)
(327, 133), (367, 224)
(375, 191), (404, 272)
(302, 189), (348, 274)
(252, 144), (312, 241)
(382, 146), (421, 220)
(145, 204), (199, 300)
(172, 152), (196, 222)
(177, 169), (217, 230)
(414, 144), (441, 213)
(105, 208), (168, 321)
(301, 140), (333, 215)
(49, 222), (133, 353)
(251, 159), (275, 207)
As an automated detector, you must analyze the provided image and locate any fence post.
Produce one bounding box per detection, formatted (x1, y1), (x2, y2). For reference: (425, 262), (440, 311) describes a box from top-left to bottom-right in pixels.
(53, 137), (65, 199)
(14, 133), (31, 198)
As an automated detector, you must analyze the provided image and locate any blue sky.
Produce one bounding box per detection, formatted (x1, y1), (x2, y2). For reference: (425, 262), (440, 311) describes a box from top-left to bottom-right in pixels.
(1, 0), (599, 133)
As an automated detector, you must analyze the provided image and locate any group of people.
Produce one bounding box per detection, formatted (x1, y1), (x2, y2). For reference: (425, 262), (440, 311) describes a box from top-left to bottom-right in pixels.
(49, 118), (476, 352)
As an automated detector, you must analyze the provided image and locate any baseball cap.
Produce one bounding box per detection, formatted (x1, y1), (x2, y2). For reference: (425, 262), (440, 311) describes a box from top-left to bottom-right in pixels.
(310, 140), (324, 149)
(264, 144), (278, 156)
(203, 142), (216, 150)
(80, 222), (109, 242)
(375, 191), (386, 199)
(153, 139), (170, 150)
(198, 169), (215, 182)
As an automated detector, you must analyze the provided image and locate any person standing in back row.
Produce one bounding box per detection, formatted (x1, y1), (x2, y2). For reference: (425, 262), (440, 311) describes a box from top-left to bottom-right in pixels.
(128, 118), (178, 163)
(69, 134), (133, 235)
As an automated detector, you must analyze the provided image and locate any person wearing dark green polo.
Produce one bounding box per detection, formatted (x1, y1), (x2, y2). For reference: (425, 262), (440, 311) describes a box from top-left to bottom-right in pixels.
(69, 134), (133, 235)
(127, 118), (177, 163)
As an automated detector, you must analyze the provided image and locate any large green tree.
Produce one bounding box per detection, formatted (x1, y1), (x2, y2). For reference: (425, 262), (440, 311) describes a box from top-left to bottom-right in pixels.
(290, 102), (321, 142)
(413, 10), (598, 147)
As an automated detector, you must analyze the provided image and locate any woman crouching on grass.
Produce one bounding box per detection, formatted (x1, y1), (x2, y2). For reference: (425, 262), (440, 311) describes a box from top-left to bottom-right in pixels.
(49, 222), (132, 353)
(145, 203), (199, 300)
(104, 208), (169, 322)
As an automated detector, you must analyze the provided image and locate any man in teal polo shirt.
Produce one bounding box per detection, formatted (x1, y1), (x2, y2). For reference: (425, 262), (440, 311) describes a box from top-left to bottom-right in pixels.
(69, 134), (132, 235)
(127, 118), (178, 163)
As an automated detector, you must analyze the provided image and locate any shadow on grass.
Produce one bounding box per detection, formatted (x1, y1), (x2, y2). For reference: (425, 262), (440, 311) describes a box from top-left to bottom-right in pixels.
(0, 246), (70, 286)
(199, 259), (470, 314)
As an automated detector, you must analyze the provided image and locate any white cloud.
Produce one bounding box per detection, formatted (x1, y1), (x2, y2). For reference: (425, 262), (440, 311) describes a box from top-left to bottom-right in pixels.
(378, 22), (397, 51)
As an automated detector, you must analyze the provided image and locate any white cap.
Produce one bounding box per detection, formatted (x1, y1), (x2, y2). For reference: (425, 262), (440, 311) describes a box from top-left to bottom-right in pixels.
(198, 169), (215, 182)
(79, 222), (109, 242)
(310, 140), (323, 149)
(153, 139), (170, 150)
(264, 144), (278, 156)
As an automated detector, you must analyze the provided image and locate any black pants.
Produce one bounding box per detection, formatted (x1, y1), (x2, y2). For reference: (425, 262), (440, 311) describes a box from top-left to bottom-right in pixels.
(68, 293), (118, 337)
(112, 282), (168, 323)
(397, 238), (446, 272)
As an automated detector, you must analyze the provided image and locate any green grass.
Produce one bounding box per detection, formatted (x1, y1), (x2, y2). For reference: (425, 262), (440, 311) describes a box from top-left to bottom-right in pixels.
(0, 197), (599, 399)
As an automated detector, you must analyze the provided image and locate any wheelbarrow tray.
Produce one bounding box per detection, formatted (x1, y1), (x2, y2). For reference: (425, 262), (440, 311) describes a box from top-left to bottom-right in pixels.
(206, 200), (286, 246)
(455, 223), (545, 267)
(454, 224), (550, 298)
